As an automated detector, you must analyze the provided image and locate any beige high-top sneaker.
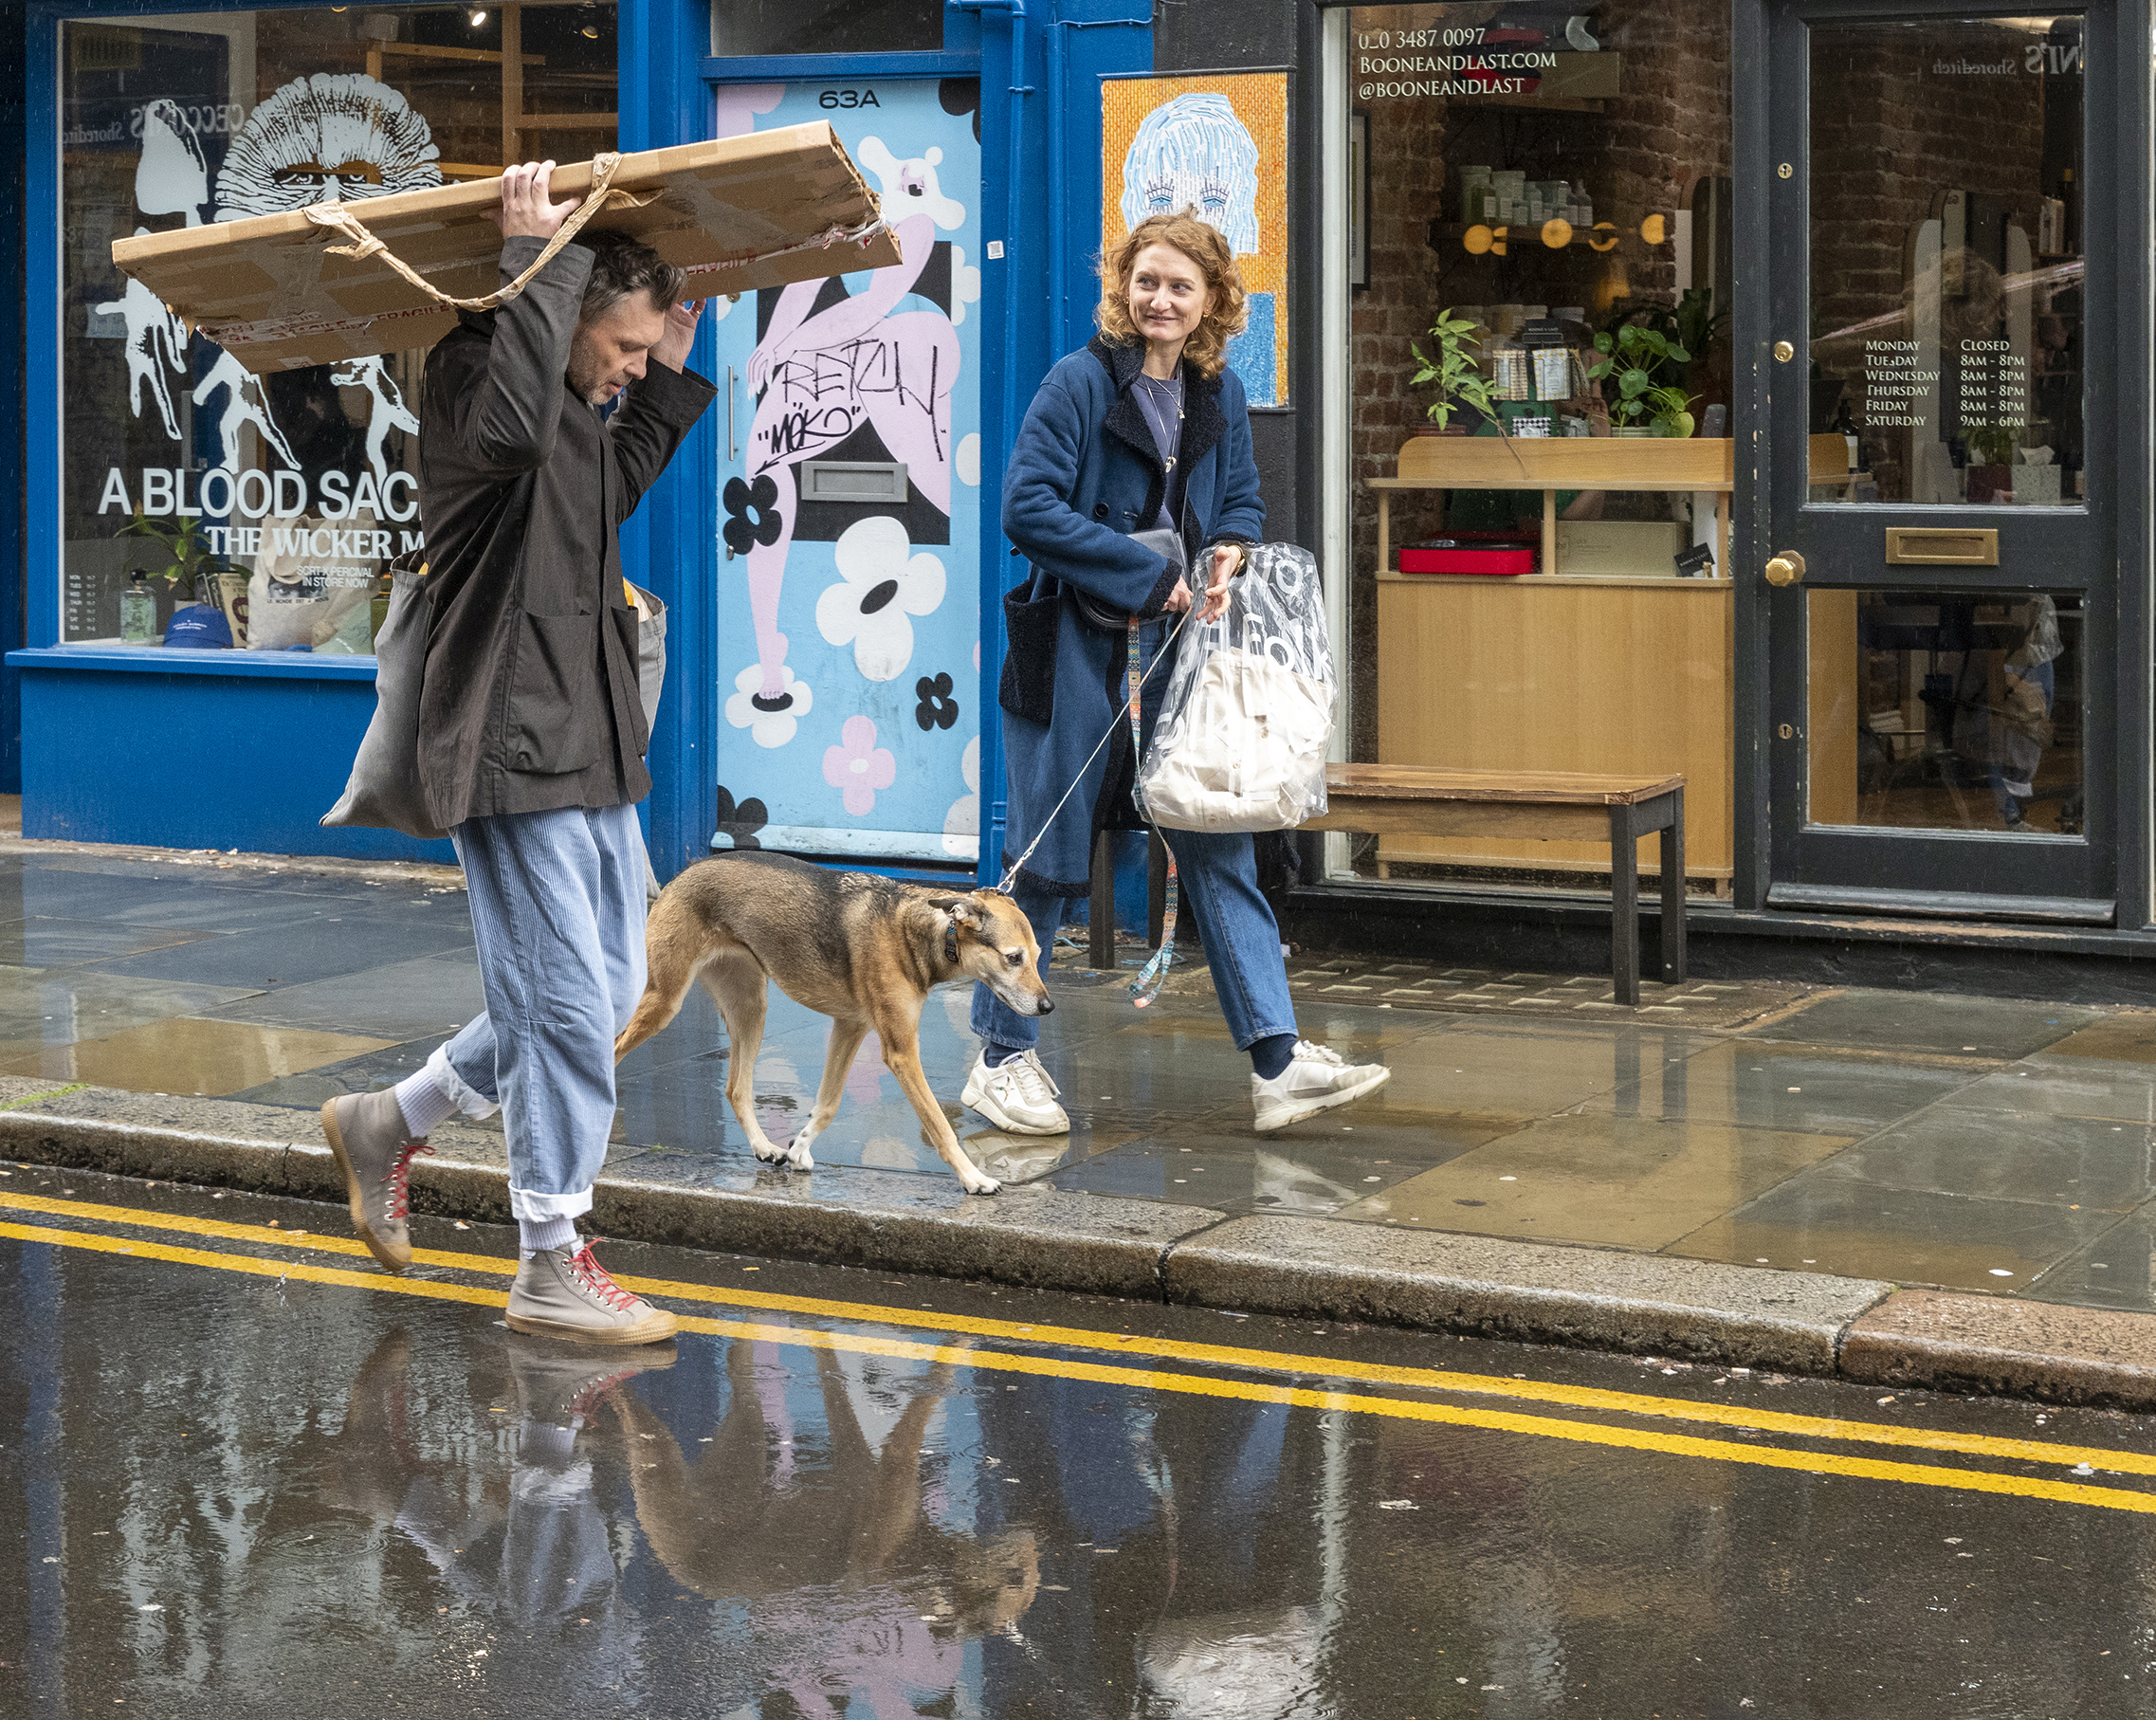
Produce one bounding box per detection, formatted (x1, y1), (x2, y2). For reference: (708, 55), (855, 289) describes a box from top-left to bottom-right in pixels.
(507, 1242), (680, 1345)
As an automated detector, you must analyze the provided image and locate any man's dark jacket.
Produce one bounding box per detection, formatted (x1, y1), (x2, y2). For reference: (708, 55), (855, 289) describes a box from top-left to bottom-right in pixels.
(416, 236), (715, 831)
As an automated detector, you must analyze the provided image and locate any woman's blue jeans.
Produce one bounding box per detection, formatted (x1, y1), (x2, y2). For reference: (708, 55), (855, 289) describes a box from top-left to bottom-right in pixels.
(971, 828), (1299, 1053)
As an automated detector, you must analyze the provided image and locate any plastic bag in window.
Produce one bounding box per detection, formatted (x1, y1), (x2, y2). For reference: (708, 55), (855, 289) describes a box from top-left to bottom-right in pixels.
(245, 514), (374, 650)
(1136, 542), (1335, 833)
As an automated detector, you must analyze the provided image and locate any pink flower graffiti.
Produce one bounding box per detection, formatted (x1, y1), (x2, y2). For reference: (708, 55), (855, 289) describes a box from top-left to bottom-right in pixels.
(824, 716), (896, 816)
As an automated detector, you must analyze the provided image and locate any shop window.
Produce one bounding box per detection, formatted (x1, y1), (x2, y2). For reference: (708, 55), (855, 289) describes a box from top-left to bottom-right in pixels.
(60, 5), (617, 650)
(1345, 1), (1734, 894)
(709, 0), (944, 59)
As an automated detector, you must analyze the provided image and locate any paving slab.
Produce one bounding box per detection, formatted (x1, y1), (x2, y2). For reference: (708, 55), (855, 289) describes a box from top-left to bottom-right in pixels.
(1159, 1214), (1892, 1373)
(1841, 1288), (2156, 1409)
(1740, 989), (2102, 1058)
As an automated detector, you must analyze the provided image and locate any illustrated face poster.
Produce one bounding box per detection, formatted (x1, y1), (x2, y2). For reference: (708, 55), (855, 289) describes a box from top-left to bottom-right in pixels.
(709, 79), (983, 865)
(1102, 71), (1289, 408)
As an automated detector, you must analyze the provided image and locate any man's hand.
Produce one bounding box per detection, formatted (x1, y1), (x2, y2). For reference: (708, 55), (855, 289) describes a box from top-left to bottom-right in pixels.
(651, 297), (705, 374)
(489, 160), (574, 241)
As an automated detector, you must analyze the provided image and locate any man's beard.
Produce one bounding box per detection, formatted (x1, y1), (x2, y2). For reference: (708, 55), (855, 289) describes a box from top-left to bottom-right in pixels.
(565, 339), (616, 404)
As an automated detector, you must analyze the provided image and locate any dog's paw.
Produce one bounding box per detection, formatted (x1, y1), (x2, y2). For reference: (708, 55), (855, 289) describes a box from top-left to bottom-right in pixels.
(785, 1141), (816, 1172)
(959, 1171), (1002, 1196)
(751, 1144), (790, 1167)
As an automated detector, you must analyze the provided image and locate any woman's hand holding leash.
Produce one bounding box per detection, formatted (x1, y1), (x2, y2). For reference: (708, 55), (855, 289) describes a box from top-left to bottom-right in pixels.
(1162, 542), (1245, 623)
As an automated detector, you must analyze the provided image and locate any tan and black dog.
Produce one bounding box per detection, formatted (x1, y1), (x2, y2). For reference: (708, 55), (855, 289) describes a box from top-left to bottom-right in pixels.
(613, 851), (1051, 1195)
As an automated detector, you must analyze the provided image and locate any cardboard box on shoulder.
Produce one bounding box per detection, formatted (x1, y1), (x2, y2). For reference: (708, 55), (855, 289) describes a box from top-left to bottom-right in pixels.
(110, 124), (899, 375)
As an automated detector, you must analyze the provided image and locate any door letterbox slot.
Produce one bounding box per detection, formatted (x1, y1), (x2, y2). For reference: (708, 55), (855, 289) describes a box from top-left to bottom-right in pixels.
(801, 460), (910, 503)
(1884, 527), (1998, 566)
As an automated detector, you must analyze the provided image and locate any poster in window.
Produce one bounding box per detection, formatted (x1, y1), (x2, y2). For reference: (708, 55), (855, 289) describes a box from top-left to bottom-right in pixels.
(1101, 70), (1290, 408)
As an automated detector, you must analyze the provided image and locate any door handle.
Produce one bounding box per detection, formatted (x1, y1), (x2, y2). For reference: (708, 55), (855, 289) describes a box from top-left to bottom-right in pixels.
(1764, 550), (1806, 587)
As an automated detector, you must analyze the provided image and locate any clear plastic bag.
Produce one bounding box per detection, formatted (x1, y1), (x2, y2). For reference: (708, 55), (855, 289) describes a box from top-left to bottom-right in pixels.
(1136, 542), (1335, 833)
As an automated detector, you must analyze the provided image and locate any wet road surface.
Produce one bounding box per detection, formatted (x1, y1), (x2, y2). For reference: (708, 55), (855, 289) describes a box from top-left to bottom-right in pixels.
(3, 1166), (2154, 1718)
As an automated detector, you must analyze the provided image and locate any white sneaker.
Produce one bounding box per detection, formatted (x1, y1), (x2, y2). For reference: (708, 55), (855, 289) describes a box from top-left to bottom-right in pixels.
(1252, 1041), (1392, 1132)
(961, 1049), (1070, 1135)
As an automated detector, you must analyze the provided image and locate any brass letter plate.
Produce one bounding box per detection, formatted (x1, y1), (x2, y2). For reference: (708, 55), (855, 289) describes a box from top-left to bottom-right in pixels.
(1884, 527), (1999, 566)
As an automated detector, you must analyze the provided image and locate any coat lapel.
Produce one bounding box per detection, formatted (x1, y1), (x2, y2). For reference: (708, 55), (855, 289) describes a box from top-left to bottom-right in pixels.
(1178, 361), (1228, 478)
(1091, 336), (1169, 531)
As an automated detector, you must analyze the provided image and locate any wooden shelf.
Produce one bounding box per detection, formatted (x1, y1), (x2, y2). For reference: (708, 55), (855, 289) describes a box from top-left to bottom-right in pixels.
(1379, 569), (1729, 589)
(1378, 434), (1736, 490)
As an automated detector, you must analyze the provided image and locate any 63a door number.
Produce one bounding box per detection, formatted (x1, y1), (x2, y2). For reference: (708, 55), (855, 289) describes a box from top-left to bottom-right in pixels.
(818, 88), (881, 109)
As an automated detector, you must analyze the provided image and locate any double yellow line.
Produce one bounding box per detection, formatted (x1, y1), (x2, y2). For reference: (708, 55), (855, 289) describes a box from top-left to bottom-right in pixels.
(5, 1187), (2152, 1515)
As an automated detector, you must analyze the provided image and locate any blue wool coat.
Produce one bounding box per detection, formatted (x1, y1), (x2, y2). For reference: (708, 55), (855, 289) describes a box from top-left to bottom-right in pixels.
(998, 335), (1265, 893)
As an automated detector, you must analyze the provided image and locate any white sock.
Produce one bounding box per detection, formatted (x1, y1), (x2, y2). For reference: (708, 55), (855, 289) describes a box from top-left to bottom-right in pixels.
(520, 1216), (578, 1259)
(393, 1069), (459, 1139)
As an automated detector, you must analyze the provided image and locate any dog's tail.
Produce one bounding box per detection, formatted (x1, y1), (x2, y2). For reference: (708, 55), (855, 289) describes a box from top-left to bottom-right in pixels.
(613, 889), (706, 1062)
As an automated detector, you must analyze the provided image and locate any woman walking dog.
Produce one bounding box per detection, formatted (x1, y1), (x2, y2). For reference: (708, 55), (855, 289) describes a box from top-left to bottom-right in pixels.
(965, 210), (1390, 1137)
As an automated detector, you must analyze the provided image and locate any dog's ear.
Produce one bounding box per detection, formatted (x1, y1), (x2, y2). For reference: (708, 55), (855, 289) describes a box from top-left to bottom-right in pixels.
(926, 895), (982, 928)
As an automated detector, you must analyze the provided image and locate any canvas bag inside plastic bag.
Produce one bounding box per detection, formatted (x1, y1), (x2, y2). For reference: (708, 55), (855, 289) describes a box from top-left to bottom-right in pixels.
(1136, 542), (1334, 833)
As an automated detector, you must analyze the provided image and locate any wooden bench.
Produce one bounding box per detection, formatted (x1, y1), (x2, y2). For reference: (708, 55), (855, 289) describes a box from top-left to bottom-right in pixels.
(1302, 764), (1688, 1006)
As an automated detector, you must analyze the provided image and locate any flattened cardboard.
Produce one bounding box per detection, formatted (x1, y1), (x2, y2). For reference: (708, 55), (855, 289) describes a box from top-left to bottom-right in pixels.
(110, 124), (899, 374)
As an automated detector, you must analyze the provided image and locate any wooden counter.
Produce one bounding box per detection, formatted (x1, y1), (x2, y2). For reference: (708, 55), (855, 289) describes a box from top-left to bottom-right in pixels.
(1375, 573), (1734, 883)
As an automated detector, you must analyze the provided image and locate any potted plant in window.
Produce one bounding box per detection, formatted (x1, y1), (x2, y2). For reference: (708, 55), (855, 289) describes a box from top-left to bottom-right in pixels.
(118, 511), (244, 641)
(1587, 321), (1695, 435)
(1409, 308), (1498, 434)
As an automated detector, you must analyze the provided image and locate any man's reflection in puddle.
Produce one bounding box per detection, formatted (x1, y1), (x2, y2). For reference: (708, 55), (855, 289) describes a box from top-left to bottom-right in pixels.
(615, 1338), (1039, 1716)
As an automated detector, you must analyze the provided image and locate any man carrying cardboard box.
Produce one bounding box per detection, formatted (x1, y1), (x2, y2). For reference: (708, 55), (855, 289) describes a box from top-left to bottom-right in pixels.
(320, 161), (717, 1345)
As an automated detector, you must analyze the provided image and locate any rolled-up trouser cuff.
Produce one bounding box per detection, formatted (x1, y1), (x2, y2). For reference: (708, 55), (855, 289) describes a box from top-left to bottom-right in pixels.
(508, 1184), (594, 1224)
(425, 1037), (502, 1120)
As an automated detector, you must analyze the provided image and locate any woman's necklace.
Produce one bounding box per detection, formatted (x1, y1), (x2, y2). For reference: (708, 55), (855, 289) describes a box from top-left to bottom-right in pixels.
(1134, 373), (1185, 470)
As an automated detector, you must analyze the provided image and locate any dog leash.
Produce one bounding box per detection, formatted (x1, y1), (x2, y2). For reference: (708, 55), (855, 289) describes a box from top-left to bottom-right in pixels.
(1125, 616), (1178, 1008)
(995, 610), (1186, 1004)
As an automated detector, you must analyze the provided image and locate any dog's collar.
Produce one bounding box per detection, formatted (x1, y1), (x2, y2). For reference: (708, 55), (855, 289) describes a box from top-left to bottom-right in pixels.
(943, 917), (960, 968)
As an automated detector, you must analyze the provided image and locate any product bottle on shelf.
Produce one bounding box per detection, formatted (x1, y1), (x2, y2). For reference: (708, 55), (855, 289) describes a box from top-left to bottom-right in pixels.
(119, 571), (155, 645)
(1829, 397), (1863, 471)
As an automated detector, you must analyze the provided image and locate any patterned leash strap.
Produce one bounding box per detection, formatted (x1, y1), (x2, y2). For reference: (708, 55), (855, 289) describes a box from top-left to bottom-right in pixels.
(1127, 616), (1178, 1008)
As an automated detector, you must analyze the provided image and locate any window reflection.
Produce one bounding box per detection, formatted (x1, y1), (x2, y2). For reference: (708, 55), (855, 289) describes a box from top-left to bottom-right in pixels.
(61, 7), (618, 649)
(1808, 590), (2083, 833)
(1808, 16), (2085, 506)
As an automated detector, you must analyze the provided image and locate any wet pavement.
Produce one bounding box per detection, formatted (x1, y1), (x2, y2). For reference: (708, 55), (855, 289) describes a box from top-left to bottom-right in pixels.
(0, 847), (2152, 1309)
(6, 1164), (2156, 1717)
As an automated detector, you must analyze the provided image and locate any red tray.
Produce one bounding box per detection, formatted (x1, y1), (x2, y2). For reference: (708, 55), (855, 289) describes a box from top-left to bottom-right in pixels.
(1399, 540), (1537, 576)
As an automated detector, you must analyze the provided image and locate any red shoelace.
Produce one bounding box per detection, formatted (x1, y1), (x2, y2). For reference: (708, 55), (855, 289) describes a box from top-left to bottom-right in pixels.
(568, 1244), (640, 1312)
(381, 1139), (433, 1221)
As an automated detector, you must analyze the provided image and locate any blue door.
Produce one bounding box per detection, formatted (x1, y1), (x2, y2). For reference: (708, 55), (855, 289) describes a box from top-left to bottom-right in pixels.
(709, 78), (983, 865)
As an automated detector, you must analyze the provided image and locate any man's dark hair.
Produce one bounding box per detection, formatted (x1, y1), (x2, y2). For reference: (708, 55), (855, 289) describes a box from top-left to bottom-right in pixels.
(575, 229), (686, 321)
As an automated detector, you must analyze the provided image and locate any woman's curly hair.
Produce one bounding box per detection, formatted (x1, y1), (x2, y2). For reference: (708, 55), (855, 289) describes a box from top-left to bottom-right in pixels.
(1096, 212), (1249, 381)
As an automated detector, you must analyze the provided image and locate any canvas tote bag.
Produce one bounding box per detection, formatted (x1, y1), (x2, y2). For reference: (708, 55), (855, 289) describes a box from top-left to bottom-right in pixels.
(323, 565), (670, 899)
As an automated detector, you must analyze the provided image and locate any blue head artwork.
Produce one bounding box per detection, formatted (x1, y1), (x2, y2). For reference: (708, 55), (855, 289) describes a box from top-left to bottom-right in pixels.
(1119, 93), (1261, 255)
(1118, 91), (1277, 406)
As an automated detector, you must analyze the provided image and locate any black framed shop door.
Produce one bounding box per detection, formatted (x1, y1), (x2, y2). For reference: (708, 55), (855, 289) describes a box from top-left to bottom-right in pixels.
(1761, 0), (2118, 922)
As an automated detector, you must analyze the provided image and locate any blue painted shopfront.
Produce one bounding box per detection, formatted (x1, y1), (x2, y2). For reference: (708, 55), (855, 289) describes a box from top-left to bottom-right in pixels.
(6, 0), (1152, 887)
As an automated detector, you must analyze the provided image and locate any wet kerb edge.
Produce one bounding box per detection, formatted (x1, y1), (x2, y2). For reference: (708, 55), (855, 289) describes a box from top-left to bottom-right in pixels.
(7, 1094), (2156, 1409)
